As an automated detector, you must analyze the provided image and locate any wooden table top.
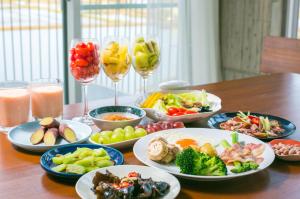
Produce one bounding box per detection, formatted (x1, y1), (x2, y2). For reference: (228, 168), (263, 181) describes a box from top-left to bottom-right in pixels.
(1, 73), (300, 199)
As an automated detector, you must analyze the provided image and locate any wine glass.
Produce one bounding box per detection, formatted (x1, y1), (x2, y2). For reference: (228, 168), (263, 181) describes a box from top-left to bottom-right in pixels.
(69, 38), (100, 125)
(132, 36), (160, 95)
(101, 37), (131, 105)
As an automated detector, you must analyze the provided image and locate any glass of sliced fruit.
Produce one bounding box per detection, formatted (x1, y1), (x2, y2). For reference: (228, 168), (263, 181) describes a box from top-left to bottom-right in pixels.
(101, 37), (131, 105)
(132, 36), (160, 95)
(69, 38), (100, 125)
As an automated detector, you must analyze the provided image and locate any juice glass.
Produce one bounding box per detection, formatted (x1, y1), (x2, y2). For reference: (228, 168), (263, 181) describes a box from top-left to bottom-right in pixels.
(0, 81), (30, 132)
(30, 78), (63, 120)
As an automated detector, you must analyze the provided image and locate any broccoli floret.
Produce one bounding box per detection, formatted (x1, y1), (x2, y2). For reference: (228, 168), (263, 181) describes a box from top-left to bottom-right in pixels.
(175, 147), (227, 176)
(175, 147), (196, 174)
(230, 161), (259, 173)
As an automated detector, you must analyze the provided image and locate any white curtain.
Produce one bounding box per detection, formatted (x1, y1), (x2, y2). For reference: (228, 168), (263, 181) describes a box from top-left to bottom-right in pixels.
(178, 0), (221, 85)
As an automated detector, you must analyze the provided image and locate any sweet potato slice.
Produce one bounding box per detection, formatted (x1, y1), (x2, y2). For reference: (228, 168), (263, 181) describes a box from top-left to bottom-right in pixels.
(30, 128), (45, 145)
(43, 128), (58, 146)
(59, 124), (77, 143)
(39, 117), (60, 129)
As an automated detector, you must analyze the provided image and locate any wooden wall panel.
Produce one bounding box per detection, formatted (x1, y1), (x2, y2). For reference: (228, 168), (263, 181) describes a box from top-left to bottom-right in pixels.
(220, 0), (283, 80)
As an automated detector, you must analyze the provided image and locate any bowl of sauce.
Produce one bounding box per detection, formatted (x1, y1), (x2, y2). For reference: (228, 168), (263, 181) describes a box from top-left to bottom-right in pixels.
(89, 106), (146, 130)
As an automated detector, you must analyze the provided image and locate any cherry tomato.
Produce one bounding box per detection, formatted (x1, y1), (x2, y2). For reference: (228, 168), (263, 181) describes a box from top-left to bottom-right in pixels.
(248, 115), (259, 125)
(75, 59), (89, 67)
(167, 107), (178, 115)
(185, 110), (197, 115)
(171, 112), (184, 116)
(251, 118), (259, 125)
(177, 108), (186, 113)
(128, 172), (139, 177)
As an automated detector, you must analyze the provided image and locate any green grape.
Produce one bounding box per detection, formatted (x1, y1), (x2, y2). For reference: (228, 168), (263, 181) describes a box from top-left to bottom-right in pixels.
(113, 128), (125, 136)
(111, 131), (125, 143)
(124, 126), (135, 140)
(98, 134), (111, 144)
(90, 132), (101, 142)
(124, 126), (135, 134)
(101, 131), (113, 138)
(134, 128), (147, 138)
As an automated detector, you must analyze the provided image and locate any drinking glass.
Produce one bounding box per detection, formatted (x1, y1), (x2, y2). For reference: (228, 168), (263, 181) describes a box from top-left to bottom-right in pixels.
(30, 78), (63, 120)
(101, 37), (131, 105)
(69, 38), (100, 125)
(0, 81), (30, 132)
(132, 36), (160, 95)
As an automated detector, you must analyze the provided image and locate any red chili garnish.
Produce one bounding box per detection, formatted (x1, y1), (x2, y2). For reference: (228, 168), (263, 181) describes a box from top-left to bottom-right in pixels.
(128, 171), (139, 178)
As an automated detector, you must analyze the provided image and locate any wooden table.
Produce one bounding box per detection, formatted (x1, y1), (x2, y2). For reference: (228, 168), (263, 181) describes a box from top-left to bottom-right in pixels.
(1, 73), (300, 199)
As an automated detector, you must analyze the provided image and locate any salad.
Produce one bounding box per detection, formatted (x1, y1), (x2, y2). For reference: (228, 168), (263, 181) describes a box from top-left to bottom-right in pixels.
(141, 90), (212, 116)
(219, 111), (284, 138)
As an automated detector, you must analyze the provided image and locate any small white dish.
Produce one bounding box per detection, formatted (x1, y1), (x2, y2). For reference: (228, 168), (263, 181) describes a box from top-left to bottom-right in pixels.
(133, 128), (275, 181)
(88, 136), (141, 149)
(8, 120), (92, 152)
(136, 90), (222, 123)
(75, 165), (181, 199)
(159, 80), (190, 90)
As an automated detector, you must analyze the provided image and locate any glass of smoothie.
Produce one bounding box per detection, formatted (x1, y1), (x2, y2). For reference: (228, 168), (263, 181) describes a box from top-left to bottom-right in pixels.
(30, 78), (63, 120)
(0, 81), (30, 132)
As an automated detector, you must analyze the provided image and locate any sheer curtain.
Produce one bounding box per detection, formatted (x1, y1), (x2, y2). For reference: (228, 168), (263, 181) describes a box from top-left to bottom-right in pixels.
(177, 0), (221, 85)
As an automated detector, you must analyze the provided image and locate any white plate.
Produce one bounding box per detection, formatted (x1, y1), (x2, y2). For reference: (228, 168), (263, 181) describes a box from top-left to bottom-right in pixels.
(8, 120), (92, 152)
(136, 90), (222, 123)
(88, 136), (140, 149)
(133, 128), (275, 181)
(75, 165), (181, 199)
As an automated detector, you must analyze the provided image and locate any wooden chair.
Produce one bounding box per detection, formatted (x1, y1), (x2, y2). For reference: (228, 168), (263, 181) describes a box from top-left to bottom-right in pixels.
(260, 36), (300, 74)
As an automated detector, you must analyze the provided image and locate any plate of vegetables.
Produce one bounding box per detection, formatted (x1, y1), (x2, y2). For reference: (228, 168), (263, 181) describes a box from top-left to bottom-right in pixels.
(76, 165), (180, 199)
(40, 144), (123, 180)
(8, 117), (92, 152)
(208, 111), (296, 140)
(133, 128), (274, 181)
(136, 90), (221, 123)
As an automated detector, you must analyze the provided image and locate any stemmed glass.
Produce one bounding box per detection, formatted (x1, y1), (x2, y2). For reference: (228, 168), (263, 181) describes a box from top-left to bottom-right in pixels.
(101, 37), (131, 105)
(69, 38), (100, 125)
(132, 36), (160, 95)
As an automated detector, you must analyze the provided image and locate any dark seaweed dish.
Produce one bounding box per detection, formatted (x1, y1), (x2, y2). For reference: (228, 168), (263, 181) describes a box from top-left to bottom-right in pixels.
(92, 170), (170, 199)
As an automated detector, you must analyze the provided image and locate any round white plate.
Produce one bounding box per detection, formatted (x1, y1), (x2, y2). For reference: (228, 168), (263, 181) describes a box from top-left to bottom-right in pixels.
(136, 90), (222, 123)
(133, 128), (275, 181)
(88, 136), (141, 149)
(75, 165), (181, 199)
(8, 120), (92, 152)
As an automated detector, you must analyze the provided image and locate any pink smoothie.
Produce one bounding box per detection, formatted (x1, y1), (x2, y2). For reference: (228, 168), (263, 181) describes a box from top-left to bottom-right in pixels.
(0, 88), (30, 127)
(31, 85), (63, 118)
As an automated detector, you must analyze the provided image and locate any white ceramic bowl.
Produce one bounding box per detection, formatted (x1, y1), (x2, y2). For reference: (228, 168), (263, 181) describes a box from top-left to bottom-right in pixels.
(76, 165), (181, 199)
(88, 105), (146, 130)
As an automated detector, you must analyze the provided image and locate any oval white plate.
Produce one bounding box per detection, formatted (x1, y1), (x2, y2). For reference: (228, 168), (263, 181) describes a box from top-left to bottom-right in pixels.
(133, 128), (275, 181)
(76, 165), (181, 199)
(8, 120), (92, 152)
(136, 90), (222, 123)
(88, 136), (141, 149)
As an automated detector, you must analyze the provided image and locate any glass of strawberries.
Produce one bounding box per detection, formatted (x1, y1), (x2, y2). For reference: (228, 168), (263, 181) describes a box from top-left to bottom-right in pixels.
(69, 39), (100, 125)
